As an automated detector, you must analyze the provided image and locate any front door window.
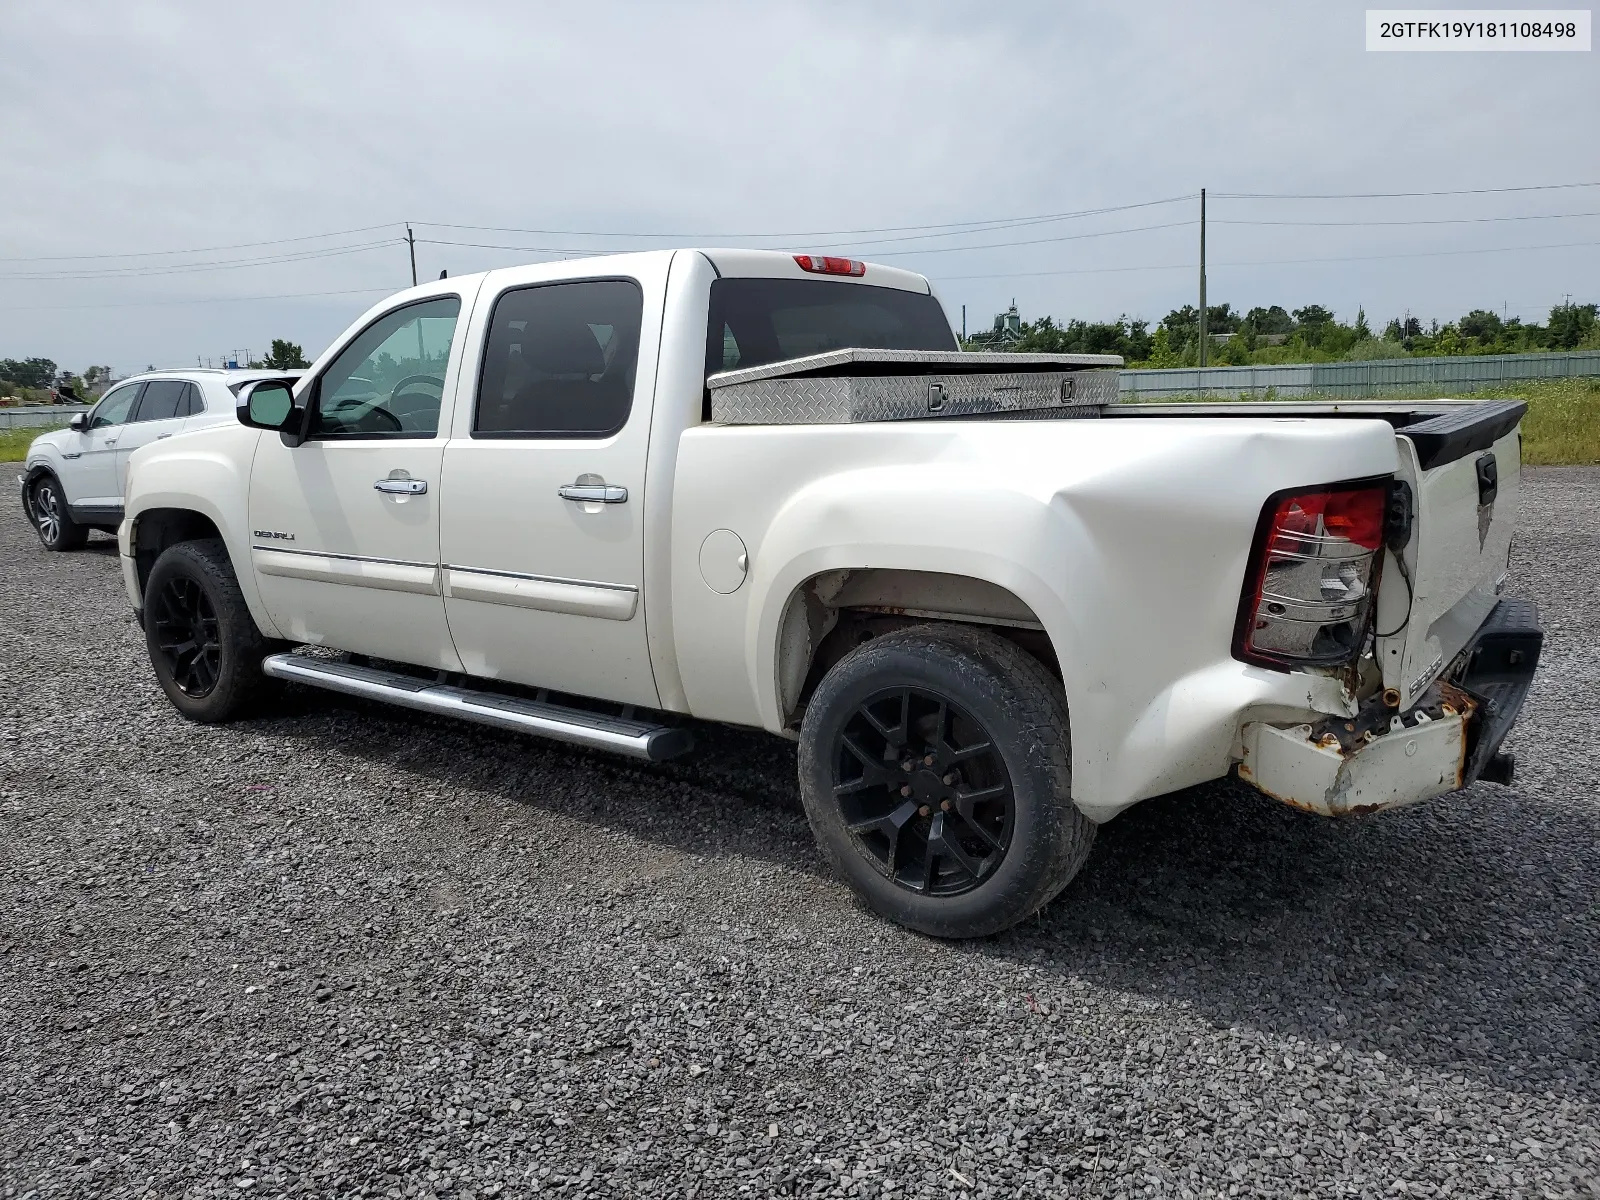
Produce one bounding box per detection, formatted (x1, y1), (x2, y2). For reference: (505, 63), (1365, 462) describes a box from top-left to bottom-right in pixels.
(311, 298), (461, 439)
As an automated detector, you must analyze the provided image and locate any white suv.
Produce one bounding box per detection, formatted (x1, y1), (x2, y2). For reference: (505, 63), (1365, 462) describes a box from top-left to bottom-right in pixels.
(19, 369), (301, 550)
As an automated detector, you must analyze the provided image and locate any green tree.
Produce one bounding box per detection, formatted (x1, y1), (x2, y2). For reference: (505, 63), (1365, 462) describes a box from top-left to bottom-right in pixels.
(1158, 305), (1199, 355)
(1458, 309), (1503, 343)
(262, 339), (310, 370)
(1354, 307), (1371, 340)
(1547, 302), (1598, 350)
(1244, 305), (1293, 335)
(0, 357), (58, 388)
(1012, 314), (1151, 362)
(1143, 325), (1181, 367)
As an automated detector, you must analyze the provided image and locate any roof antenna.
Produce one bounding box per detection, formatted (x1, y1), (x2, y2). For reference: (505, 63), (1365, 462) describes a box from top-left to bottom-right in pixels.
(439, 269), (448, 279)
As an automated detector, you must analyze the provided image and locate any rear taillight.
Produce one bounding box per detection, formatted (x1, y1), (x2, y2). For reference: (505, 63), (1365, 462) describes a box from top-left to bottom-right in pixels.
(1235, 480), (1389, 669)
(793, 254), (866, 277)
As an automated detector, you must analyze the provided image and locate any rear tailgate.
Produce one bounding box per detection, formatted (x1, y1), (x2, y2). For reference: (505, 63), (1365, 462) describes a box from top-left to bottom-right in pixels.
(1375, 401), (1526, 707)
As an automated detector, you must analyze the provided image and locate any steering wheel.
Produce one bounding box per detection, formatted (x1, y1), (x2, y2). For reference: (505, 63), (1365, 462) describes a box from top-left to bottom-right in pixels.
(386, 373), (445, 426)
(388, 374), (443, 404)
(324, 395), (402, 432)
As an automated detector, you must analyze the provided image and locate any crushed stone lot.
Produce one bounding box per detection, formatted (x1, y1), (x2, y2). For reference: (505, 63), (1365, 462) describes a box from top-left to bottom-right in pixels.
(1, 466), (1598, 1200)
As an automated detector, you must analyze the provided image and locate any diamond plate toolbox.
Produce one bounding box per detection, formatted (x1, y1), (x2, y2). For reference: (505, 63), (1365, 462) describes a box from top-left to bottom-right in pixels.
(706, 348), (1122, 426)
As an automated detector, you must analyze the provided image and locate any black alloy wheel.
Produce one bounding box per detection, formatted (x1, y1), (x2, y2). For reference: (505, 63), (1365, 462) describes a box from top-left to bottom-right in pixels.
(798, 624), (1095, 938)
(149, 574), (223, 698)
(834, 686), (1014, 896)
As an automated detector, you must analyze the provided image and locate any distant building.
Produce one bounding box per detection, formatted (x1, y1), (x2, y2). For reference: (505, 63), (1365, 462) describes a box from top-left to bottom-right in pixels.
(967, 302), (1023, 349)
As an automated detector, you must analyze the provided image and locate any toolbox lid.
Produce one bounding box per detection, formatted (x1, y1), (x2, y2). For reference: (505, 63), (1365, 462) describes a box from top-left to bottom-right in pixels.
(707, 347), (1124, 388)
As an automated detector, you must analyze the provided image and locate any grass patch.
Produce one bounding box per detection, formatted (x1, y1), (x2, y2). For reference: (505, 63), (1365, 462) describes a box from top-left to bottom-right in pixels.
(1122, 377), (1600, 466)
(0, 424), (61, 462)
(1459, 378), (1600, 466)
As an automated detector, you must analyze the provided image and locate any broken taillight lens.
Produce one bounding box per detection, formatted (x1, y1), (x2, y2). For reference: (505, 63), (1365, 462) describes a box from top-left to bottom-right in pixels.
(1235, 480), (1389, 669)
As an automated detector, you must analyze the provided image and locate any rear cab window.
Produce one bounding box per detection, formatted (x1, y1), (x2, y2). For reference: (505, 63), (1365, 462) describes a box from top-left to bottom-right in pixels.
(703, 278), (956, 378)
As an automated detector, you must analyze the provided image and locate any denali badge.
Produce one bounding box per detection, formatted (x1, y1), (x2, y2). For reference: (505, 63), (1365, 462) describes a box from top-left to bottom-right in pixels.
(253, 530), (296, 541)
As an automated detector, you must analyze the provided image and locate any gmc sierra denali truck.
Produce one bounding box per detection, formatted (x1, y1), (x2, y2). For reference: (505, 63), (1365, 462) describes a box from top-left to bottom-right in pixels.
(116, 248), (1542, 937)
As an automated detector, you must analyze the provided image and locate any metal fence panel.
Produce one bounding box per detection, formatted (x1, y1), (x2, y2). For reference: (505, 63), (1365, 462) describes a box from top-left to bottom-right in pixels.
(0, 404), (89, 430)
(1118, 350), (1600, 399)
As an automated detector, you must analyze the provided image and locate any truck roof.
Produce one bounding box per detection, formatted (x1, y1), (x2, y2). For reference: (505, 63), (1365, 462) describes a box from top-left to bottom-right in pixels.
(452, 248), (932, 294)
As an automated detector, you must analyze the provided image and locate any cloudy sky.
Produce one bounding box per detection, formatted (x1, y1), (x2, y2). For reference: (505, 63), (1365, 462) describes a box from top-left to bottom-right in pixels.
(2, 0), (1596, 373)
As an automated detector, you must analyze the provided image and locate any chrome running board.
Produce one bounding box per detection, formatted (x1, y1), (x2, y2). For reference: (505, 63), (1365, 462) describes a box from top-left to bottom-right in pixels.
(260, 653), (693, 762)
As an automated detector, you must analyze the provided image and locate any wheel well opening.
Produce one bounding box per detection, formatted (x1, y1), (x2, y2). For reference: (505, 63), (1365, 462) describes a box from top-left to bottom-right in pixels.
(133, 509), (224, 594)
(777, 569), (1060, 727)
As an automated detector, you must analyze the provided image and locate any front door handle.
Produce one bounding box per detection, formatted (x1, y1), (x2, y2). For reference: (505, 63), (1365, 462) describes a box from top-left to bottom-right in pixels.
(374, 478), (428, 495)
(558, 483), (627, 504)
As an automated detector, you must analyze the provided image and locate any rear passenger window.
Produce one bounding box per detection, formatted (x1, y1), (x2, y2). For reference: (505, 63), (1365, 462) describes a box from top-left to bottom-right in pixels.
(132, 380), (188, 422)
(474, 280), (643, 438)
(182, 383), (205, 416)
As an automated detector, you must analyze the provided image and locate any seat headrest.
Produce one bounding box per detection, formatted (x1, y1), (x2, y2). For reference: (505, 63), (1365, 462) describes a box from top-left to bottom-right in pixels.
(518, 318), (605, 376)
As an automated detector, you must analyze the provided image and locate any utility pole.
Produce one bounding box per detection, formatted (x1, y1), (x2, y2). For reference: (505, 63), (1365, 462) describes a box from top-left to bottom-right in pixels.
(407, 225), (418, 286)
(1198, 188), (1208, 368)
(961, 304), (967, 341)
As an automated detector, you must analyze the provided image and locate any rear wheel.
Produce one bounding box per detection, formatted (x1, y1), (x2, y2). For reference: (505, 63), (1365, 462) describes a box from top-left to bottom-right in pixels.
(797, 624), (1094, 938)
(143, 539), (283, 722)
(30, 474), (88, 551)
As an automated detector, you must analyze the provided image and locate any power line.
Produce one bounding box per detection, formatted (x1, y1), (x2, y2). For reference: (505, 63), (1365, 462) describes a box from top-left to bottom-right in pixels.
(0, 285), (400, 312)
(0, 239), (404, 282)
(410, 196), (1196, 244)
(1216, 209), (1600, 228)
(0, 223), (405, 264)
(932, 237), (1600, 282)
(415, 220), (1198, 262)
(0, 198), (1196, 272)
(1214, 181), (1600, 199)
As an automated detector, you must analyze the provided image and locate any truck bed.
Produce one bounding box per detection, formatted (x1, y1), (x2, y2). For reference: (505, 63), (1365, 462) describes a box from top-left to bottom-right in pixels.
(1103, 399), (1527, 469)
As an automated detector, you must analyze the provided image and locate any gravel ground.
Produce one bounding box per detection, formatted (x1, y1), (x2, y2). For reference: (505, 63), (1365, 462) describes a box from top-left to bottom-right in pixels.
(2, 466), (1597, 1200)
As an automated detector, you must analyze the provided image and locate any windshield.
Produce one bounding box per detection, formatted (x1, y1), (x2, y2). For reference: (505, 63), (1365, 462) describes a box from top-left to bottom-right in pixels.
(704, 278), (956, 378)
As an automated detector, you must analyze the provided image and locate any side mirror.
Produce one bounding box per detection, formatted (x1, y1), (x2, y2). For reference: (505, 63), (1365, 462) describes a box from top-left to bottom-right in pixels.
(236, 379), (300, 434)
(68, 412), (89, 433)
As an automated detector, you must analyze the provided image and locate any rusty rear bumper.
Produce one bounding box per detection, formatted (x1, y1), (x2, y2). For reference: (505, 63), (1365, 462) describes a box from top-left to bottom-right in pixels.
(1237, 597), (1543, 817)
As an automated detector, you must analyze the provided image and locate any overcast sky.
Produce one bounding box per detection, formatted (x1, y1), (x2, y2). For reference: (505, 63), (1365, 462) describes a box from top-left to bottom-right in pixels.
(2, 0), (1596, 374)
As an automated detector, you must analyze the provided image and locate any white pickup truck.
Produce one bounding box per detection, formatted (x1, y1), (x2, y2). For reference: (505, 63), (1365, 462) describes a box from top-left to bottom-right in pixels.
(117, 248), (1542, 937)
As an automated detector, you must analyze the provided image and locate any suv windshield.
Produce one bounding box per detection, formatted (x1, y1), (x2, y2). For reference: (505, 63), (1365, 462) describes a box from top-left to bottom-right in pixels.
(704, 277), (956, 378)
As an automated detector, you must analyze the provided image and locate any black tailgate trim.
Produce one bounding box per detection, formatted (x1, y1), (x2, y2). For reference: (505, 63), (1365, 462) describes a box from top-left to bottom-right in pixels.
(1402, 400), (1526, 470)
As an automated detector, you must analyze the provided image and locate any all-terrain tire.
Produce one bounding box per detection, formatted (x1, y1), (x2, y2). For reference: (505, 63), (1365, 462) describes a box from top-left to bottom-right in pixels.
(797, 624), (1095, 938)
(29, 473), (89, 551)
(143, 538), (284, 722)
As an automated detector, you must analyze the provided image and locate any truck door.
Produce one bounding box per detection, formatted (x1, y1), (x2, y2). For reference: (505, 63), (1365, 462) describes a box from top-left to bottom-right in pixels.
(438, 267), (665, 707)
(247, 290), (473, 670)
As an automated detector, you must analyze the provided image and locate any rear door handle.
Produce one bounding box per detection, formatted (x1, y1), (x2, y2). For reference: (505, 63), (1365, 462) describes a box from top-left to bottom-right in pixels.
(558, 484), (628, 504)
(374, 478), (427, 495)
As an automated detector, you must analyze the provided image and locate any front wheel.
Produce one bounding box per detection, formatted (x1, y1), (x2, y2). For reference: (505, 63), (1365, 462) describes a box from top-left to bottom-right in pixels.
(143, 538), (282, 722)
(30, 474), (88, 551)
(797, 624), (1094, 938)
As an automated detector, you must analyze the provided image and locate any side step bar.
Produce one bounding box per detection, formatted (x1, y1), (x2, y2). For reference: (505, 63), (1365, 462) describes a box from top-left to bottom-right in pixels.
(260, 653), (694, 762)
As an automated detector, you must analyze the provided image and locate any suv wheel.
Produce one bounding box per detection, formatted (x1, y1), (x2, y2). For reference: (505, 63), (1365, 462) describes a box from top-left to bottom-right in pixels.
(30, 474), (88, 551)
(144, 538), (282, 722)
(798, 625), (1094, 938)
